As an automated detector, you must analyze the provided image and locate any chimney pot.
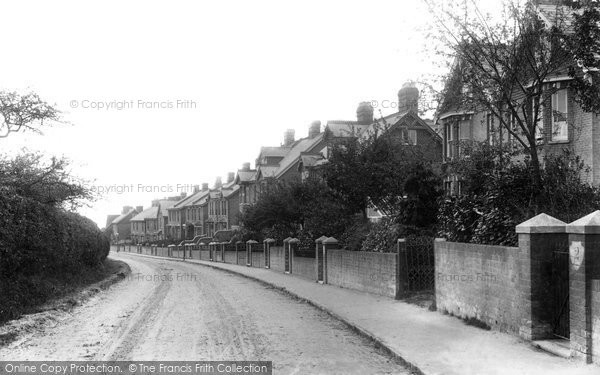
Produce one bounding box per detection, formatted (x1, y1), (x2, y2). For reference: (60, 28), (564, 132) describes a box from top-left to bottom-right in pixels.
(398, 82), (419, 114)
(122, 205), (133, 214)
(227, 172), (235, 183)
(242, 162), (251, 171)
(309, 120), (321, 138)
(193, 184), (200, 193)
(202, 183), (209, 191)
(214, 176), (222, 189)
(136, 206), (143, 213)
(357, 102), (374, 124)
(283, 129), (295, 146)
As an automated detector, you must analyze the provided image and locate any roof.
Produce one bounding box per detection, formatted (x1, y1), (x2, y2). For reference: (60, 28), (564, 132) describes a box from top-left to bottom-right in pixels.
(131, 206), (158, 221)
(157, 200), (177, 216)
(274, 133), (325, 178)
(235, 170), (256, 183)
(222, 184), (240, 198)
(360, 111), (442, 142)
(111, 208), (137, 224)
(256, 165), (279, 179)
(536, 4), (575, 32)
(105, 214), (119, 227)
(299, 153), (326, 169)
(325, 121), (370, 137)
(258, 146), (291, 158)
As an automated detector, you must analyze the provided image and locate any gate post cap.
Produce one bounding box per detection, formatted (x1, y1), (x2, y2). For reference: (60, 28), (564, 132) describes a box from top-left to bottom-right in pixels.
(315, 235), (328, 243)
(208, 242), (217, 245)
(236, 240), (244, 244)
(567, 210), (600, 234)
(246, 239), (258, 244)
(283, 237), (292, 243)
(322, 237), (338, 244)
(264, 238), (276, 244)
(434, 238), (447, 242)
(288, 238), (300, 244)
(516, 213), (566, 234)
(398, 238), (406, 243)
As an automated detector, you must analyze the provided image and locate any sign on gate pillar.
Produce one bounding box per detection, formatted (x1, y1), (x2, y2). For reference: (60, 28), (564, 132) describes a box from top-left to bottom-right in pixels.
(515, 213), (568, 341)
(264, 238), (275, 269)
(283, 237), (292, 273)
(246, 240), (258, 267)
(315, 236), (328, 283)
(288, 238), (299, 275)
(565, 211), (600, 363)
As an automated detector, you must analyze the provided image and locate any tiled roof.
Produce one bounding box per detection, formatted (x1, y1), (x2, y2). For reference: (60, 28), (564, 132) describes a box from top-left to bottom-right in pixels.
(189, 190), (210, 206)
(325, 122), (370, 137)
(236, 170), (256, 183)
(131, 206), (158, 221)
(257, 165), (279, 179)
(111, 208), (137, 224)
(158, 200), (176, 216)
(537, 4), (575, 31)
(105, 214), (119, 227)
(259, 146), (291, 158)
(222, 184), (240, 198)
(274, 133), (325, 178)
(299, 153), (326, 168)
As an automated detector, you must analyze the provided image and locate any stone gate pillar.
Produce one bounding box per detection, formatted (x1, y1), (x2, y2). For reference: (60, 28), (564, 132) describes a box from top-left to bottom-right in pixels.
(236, 241), (243, 265)
(566, 211), (600, 363)
(515, 213), (568, 341)
(288, 238), (299, 275)
(283, 237), (291, 273)
(246, 240), (258, 267)
(321, 237), (339, 285)
(315, 236), (328, 283)
(264, 238), (275, 269)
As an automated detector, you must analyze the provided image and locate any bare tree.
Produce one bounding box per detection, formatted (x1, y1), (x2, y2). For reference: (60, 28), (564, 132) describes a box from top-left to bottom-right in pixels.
(0, 91), (60, 138)
(424, 0), (599, 193)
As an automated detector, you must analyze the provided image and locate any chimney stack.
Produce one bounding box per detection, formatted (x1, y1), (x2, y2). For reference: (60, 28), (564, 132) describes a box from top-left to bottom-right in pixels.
(398, 82), (419, 113)
(227, 172), (235, 183)
(151, 199), (159, 207)
(309, 120), (321, 138)
(357, 102), (374, 124)
(193, 184), (200, 193)
(242, 162), (251, 171)
(202, 183), (209, 191)
(284, 129), (295, 146)
(136, 206), (143, 213)
(214, 176), (222, 189)
(180, 192), (187, 198)
(122, 205), (133, 214)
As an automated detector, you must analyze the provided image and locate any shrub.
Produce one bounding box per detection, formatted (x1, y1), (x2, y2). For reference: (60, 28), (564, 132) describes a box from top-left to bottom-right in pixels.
(360, 218), (401, 253)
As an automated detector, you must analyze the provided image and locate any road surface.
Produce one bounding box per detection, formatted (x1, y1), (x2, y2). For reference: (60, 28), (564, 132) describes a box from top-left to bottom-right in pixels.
(0, 252), (410, 374)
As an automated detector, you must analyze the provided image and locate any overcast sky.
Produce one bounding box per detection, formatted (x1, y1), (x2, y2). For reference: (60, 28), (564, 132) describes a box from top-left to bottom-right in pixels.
(1, 0), (445, 227)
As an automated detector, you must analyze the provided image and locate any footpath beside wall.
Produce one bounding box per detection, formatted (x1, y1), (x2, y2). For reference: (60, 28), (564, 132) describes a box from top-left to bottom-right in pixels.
(327, 250), (397, 298)
(434, 241), (525, 335)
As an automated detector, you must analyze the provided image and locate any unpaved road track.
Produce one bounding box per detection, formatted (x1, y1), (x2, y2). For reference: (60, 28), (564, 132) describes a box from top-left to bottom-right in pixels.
(1, 252), (410, 374)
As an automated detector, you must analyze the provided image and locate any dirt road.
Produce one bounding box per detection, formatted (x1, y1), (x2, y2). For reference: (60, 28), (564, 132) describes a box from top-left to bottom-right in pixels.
(0, 252), (410, 374)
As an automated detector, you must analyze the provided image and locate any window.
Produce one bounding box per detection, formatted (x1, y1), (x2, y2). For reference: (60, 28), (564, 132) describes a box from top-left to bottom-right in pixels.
(551, 89), (568, 141)
(445, 123), (453, 159)
(408, 130), (417, 145)
(486, 114), (496, 146)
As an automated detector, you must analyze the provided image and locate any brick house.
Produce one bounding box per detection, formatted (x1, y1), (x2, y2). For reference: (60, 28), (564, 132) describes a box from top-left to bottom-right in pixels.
(235, 162), (257, 213)
(437, 1), (600, 194)
(130, 206), (158, 244)
(109, 206), (142, 243)
(205, 175), (240, 236)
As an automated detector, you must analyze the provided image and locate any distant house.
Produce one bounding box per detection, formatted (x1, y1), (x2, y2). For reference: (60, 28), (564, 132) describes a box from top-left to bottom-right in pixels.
(130, 206), (158, 244)
(235, 162), (257, 213)
(205, 174), (240, 236)
(156, 199), (177, 241)
(110, 206), (142, 243)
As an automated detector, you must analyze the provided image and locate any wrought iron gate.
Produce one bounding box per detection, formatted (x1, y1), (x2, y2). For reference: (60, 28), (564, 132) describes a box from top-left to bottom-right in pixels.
(403, 236), (435, 292)
(552, 250), (570, 339)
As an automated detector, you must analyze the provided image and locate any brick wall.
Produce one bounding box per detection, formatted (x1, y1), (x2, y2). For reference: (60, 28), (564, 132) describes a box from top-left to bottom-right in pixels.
(292, 256), (315, 280)
(592, 279), (600, 362)
(326, 250), (397, 297)
(269, 246), (285, 272)
(237, 250), (246, 265)
(200, 249), (210, 261)
(251, 250), (264, 268)
(435, 241), (526, 335)
(224, 250), (237, 264)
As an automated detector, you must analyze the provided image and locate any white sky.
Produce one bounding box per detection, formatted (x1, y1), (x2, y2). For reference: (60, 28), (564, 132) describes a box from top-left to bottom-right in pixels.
(0, 0), (444, 227)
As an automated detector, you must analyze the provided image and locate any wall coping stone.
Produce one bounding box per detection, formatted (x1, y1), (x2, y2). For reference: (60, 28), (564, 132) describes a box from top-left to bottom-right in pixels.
(515, 213), (566, 233)
(315, 235), (328, 243)
(264, 238), (276, 243)
(323, 237), (338, 244)
(566, 210), (600, 234)
(246, 240), (259, 244)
